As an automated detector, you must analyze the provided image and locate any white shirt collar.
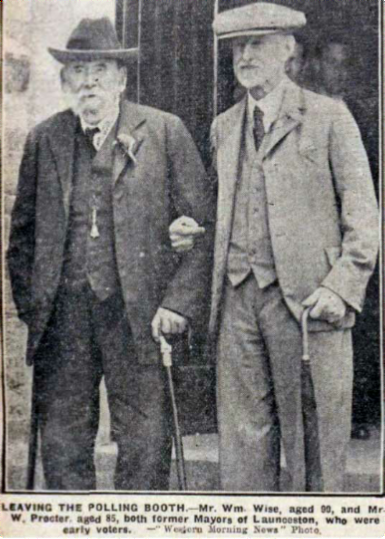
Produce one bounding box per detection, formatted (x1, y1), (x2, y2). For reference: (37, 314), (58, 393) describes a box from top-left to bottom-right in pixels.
(248, 76), (288, 133)
(79, 105), (120, 151)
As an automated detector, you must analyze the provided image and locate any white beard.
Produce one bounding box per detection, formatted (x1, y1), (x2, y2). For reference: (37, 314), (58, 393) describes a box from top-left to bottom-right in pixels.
(63, 89), (121, 123)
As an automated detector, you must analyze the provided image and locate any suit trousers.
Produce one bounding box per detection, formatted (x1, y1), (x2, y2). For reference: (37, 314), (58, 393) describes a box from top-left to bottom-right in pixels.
(217, 275), (353, 492)
(34, 284), (172, 491)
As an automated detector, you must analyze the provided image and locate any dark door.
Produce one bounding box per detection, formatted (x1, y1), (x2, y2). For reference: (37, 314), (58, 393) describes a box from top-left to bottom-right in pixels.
(117, 0), (216, 167)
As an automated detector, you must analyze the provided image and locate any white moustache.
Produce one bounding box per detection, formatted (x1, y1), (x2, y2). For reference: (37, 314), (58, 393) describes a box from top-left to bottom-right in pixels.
(62, 88), (121, 116)
(239, 64), (261, 69)
(78, 91), (102, 99)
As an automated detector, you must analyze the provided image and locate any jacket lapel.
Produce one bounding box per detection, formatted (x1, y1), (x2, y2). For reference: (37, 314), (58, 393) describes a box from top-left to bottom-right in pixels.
(48, 111), (77, 222)
(262, 80), (306, 158)
(112, 100), (147, 186)
(216, 97), (246, 243)
(211, 99), (246, 331)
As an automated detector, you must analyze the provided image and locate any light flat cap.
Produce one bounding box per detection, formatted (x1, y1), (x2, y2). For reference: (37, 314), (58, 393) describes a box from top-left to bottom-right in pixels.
(213, 2), (306, 39)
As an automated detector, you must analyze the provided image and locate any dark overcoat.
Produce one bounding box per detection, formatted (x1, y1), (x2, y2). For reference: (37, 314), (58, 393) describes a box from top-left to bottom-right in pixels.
(8, 100), (214, 365)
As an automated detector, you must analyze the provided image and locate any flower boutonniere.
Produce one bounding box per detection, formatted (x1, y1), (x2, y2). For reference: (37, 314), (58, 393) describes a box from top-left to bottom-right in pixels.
(115, 134), (139, 165)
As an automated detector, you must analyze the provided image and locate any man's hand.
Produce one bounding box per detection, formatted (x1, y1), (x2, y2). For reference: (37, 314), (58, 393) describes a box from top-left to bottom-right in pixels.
(169, 216), (205, 253)
(302, 287), (347, 324)
(151, 307), (188, 342)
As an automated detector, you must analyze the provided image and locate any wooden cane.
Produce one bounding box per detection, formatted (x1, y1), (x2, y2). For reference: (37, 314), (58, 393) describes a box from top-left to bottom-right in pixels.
(160, 336), (187, 491)
(301, 307), (323, 491)
(301, 307), (311, 363)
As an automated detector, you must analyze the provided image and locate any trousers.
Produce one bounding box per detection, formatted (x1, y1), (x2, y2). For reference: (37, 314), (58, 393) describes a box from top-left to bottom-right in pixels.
(34, 284), (172, 491)
(217, 275), (353, 492)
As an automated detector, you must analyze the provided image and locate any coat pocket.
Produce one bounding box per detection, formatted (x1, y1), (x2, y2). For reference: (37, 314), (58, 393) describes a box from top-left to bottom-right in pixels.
(299, 140), (328, 166)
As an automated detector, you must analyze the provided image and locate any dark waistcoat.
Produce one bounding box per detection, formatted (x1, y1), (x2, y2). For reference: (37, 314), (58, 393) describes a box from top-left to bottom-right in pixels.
(61, 121), (120, 301)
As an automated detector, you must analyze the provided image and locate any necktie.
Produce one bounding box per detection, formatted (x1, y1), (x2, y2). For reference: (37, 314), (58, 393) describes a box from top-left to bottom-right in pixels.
(84, 127), (100, 150)
(253, 106), (265, 152)
(84, 127), (101, 237)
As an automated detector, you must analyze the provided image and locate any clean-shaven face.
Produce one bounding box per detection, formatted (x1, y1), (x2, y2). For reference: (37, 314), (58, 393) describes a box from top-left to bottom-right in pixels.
(62, 59), (126, 124)
(233, 34), (294, 98)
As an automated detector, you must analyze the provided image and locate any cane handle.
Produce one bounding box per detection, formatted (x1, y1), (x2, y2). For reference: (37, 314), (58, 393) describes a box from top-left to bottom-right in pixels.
(301, 307), (311, 363)
(160, 335), (172, 367)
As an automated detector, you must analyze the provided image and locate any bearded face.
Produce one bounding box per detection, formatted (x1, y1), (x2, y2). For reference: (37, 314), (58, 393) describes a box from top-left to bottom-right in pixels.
(233, 34), (295, 98)
(62, 59), (126, 124)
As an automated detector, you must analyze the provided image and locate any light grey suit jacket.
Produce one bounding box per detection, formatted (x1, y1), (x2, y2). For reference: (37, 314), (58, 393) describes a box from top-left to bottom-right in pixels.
(209, 79), (378, 336)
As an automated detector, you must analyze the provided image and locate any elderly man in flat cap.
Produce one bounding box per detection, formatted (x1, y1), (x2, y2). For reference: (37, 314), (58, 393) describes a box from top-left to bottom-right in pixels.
(7, 18), (213, 490)
(171, 3), (378, 492)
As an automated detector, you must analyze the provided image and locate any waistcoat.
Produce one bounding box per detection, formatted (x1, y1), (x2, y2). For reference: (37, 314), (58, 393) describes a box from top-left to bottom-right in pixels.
(61, 121), (120, 301)
(227, 113), (277, 288)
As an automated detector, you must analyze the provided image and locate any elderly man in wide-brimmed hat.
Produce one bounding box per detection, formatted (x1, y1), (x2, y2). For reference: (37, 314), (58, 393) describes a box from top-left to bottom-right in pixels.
(8, 17), (213, 490)
(170, 2), (378, 492)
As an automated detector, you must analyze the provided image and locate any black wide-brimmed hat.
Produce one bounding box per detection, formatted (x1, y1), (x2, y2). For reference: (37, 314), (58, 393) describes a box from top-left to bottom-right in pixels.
(48, 17), (138, 64)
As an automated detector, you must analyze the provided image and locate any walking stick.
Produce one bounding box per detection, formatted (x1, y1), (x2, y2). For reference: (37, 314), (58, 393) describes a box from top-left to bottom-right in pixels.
(160, 336), (188, 491)
(26, 369), (38, 490)
(301, 307), (323, 491)
(301, 307), (311, 364)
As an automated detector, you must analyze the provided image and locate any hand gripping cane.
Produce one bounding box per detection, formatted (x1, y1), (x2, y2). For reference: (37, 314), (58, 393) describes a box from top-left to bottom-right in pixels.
(160, 336), (188, 491)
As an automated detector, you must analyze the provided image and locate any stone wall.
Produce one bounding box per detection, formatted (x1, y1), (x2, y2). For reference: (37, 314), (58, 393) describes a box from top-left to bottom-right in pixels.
(3, 0), (115, 489)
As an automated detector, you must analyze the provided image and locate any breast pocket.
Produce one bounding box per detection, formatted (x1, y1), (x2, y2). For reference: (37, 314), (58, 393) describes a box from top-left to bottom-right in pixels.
(299, 143), (328, 167)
